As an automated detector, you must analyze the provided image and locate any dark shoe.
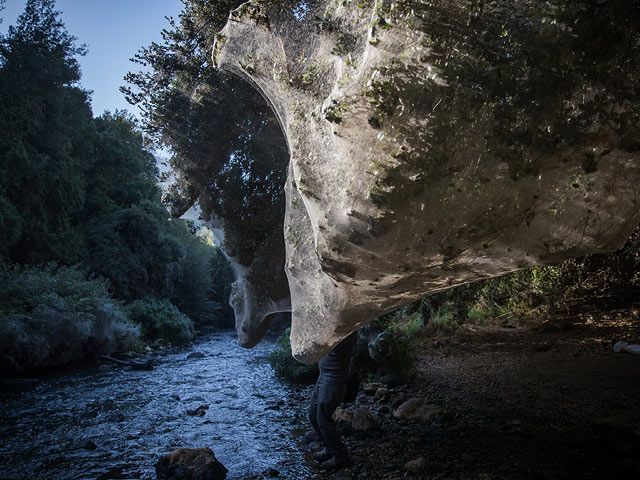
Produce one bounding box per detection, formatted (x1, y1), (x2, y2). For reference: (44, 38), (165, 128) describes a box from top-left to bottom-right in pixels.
(313, 448), (333, 463)
(319, 455), (350, 470)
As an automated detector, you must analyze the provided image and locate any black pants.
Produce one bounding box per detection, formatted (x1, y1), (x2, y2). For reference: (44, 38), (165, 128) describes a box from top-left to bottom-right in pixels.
(309, 373), (349, 459)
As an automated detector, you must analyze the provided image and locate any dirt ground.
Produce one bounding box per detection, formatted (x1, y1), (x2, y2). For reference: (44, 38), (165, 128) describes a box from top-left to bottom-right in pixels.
(311, 306), (640, 480)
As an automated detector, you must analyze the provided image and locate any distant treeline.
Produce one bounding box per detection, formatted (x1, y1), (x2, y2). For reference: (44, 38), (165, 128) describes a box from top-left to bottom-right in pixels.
(0, 0), (233, 375)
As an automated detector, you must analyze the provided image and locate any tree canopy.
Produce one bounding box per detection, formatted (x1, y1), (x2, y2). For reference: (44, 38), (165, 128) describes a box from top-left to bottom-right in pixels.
(0, 0), (234, 332)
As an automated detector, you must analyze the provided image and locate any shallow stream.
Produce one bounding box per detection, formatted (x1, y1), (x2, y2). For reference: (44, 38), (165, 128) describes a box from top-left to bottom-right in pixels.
(0, 332), (314, 479)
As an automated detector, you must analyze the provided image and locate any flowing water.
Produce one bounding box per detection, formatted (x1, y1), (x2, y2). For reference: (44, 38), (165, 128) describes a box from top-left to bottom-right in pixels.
(0, 332), (315, 480)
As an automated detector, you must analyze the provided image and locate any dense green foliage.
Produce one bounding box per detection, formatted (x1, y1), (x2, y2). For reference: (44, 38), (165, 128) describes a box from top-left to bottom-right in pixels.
(0, 264), (140, 374)
(0, 0), (92, 264)
(126, 298), (195, 346)
(268, 328), (318, 384)
(0, 0), (234, 373)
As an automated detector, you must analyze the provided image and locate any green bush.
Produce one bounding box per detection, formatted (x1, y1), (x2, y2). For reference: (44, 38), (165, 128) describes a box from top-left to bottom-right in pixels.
(268, 328), (318, 384)
(419, 264), (571, 330)
(466, 305), (490, 325)
(370, 311), (423, 383)
(0, 264), (141, 375)
(126, 298), (195, 346)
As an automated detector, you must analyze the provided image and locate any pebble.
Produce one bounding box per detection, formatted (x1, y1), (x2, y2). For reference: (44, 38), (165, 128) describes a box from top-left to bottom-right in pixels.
(362, 383), (385, 395)
(81, 440), (98, 451)
(403, 457), (427, 473)
(262, 467), (280, 477)
(374, 387), (389, 400)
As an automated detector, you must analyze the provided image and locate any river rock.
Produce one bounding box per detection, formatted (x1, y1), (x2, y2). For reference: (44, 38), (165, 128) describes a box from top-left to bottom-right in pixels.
(351, 408), (379, 432)
(333, 407), (354, 423)
(404, 457), (428, 474)
(362, 383), (385, 396)
(155, 447), (228, 480)
(374, 387), (390, 401)
(191, 0), (640, 363)
(303, 429), (320, 443)
(81, 440), (98, 451)
(393, 399), (443, 422)
(68, 438), (98, 451)
(187, 351), (205, 359)
(186, 404), (209, 416)
(262, 467), (280, 478)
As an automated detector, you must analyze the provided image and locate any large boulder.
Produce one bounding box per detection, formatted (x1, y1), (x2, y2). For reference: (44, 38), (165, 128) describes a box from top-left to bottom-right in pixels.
(210, 0), (640, 362)
(155, 447), (228, 480)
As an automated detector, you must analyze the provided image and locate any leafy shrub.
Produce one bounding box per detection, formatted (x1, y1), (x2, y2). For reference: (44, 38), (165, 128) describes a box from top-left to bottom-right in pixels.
(466, 305), (490, 325)
(268, 328), (318, 384)
(370, 312), (423, 383)
(0, 264), (141, 375)
(126, 298), (195, 346)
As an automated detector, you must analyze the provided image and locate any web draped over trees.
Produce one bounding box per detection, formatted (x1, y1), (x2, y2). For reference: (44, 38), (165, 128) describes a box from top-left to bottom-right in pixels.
(122, 0), (290, 267)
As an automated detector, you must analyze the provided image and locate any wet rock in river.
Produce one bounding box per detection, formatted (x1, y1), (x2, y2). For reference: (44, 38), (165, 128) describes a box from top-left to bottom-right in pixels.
(186, 404), (209, 416)
(262, 467), (280, 477)
(82, 439), (98, 451)
(68, 439), (98, 451)
(156, 447), (228, 480)
(187, 351), (205, 359)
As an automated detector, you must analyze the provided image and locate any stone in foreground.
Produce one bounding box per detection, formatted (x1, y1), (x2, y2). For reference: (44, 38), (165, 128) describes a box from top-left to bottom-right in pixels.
(155, 447), (227, 480)
(393, 398), (443, 422)
(404, 457), (428, 474)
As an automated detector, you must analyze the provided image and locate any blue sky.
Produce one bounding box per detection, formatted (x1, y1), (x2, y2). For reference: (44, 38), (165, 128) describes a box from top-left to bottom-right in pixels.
(0, 0), (184, 118)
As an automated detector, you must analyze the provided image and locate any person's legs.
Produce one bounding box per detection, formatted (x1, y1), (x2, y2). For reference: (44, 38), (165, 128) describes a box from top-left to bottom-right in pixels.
(310, 376), (334, 462)
(316, 398), (348, 459)
(309, 380), (322, 440)
(316, 375), (349, 463)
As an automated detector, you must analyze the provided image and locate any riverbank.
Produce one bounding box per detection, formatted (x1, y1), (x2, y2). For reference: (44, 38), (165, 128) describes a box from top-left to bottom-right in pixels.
(310, 307), (640, 480)
(2, 310), (639, 480)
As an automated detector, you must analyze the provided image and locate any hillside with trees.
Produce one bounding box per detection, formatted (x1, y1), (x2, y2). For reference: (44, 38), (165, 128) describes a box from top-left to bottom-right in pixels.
(0, 0), (233, 375)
